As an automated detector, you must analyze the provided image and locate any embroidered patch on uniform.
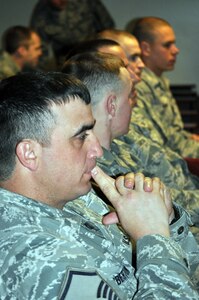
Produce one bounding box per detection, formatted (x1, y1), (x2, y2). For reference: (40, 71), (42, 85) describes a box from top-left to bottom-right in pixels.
(59, 269), (120, 300)
(113, 266), (130, 286)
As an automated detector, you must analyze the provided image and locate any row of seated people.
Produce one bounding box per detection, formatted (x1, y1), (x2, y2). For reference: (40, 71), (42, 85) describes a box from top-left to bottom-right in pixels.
(0, 12), (199, 298)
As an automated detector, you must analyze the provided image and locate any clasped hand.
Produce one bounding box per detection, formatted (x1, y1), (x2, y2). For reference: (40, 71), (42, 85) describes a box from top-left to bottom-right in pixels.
(91, 166), (173, 241)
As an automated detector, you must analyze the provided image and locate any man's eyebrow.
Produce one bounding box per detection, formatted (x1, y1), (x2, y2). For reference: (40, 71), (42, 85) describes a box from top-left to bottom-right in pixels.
(73, 120), (96, 137)
(129, 53), (141, 59)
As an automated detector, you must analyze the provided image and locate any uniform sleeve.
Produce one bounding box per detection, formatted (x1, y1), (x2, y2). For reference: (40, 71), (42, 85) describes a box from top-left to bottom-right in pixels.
(134, 234), (199, 299)
(170, 203), (199, 291)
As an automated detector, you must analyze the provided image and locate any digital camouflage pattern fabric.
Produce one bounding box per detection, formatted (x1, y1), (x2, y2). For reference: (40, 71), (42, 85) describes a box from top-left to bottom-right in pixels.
(0, 50), (20, 79)
(0, 187), (198, 299)
(98, 142), (199, 229)
(135, 67), (199, 157)
(30, 0), (115, 69)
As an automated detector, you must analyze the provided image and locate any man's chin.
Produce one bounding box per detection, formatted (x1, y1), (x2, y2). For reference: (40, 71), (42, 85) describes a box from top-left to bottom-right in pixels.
(78, 181), (92, 198)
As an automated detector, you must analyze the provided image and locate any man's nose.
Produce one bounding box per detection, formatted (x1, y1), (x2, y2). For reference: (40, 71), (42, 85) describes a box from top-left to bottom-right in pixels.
(89, 137), (103, 159)
(172, 44), (179, 55)
(128, 67), (140, 84)
(137, 57), (145, 69)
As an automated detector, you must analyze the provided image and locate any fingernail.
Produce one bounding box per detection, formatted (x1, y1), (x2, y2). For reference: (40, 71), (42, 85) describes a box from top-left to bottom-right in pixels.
(125, 180), (133, 188)
(144, 180), (152, 191)
(145, 180), (151, 188)
(91, 167), (98, 176)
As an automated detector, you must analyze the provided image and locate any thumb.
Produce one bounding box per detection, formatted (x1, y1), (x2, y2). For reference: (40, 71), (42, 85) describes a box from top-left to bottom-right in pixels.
(102, 211), (119, 225)
(91, 166), (119, 206)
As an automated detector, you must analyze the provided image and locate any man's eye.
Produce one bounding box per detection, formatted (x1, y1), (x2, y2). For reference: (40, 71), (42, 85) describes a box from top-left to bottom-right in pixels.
(164, 42), (172, 49)
(79, 132), (88, 141)
(129, 56), (136, 62)
(129, 55), (140, 62)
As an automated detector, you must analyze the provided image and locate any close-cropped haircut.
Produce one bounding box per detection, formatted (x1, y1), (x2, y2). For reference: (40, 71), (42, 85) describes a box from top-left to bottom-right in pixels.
(62, 52), (126, 107)
(0, 71), (90, 181)
(2, 25), (36, 54)
(132, 17), (171, 44)
(96, 28), (136, 41)
(65, 39), (120, 61)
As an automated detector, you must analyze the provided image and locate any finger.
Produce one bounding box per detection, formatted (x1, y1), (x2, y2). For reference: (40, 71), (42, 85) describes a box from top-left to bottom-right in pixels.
(102, 211), (119, 225)
(143, 177), (152, 192)
(115, 175), (126, 195)
(152, 177), (161, 192)
(164, 187), (173, 217)
(164, 187), (171, 203)
(91, 166), (119, 206)
(123, 173), (135, 189)
(134, 173), (145, 191)
(159, 182), (165, 197)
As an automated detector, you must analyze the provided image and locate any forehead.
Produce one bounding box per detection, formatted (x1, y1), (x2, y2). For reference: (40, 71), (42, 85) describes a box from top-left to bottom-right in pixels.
(99, 45), (127, 61)
(153, 25), (176, 42)
(51, 98), (93, 133)
(30, 32), (41, 45)
(122, 37), (141, 56)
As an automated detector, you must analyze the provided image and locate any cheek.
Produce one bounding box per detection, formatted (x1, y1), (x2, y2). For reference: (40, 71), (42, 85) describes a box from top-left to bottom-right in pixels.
(130, 62), (137, 70)
(158, 49), (169, 61)
(119, 104), (132, 130)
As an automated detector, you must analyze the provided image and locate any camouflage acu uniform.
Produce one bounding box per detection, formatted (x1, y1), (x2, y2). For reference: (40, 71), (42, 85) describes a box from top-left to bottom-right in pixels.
(97, 147), (199, 288)
(0, 50), (20, 80)
(98, 144), (199, 228)
(30, 0), (115, 69)
(135, 67), (199, 157)
(0, 188), (198, 299)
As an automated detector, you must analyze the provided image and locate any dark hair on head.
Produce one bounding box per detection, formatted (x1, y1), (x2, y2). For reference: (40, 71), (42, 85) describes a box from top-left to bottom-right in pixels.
(2, 25), (36, 54)
(62, 51), (127, 107)
(132, 17), (171, 43)
(0, 71), (90, 180)
(65, 38), (120, 61)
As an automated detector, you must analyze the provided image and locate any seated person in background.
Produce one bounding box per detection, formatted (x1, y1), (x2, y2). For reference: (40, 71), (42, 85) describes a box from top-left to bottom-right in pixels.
(62, 52), (199, 288)
(95, 28), (145, 81)
(0, 71), (198, 298)
(30, 0), (115, 70)
(66, 38), (140, 84)
(96, 28), (199, 177)
(0, 25), (42, 79)
(63, 40), (199, 235)
(130, 17), (199, 157)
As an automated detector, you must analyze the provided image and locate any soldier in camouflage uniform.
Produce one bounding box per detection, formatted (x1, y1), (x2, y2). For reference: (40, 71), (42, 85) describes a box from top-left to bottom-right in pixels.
(0, 25), (42, 80)
(0, 71), (198, 299)
(62, 37), (199, 224)
(30, 0), (115, 70)
(95, 28), (199, 169)
(131, 16), (199, 158)
(62, 51), (199, 287)
(93, 29), (199, 227)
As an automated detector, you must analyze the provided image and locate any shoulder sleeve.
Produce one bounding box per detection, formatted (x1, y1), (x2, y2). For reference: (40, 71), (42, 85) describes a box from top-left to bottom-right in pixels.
(134, 234), (199, 299)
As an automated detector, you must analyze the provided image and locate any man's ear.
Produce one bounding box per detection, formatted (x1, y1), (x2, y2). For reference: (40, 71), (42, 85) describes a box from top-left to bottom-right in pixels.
(140, 41), (151, 57)
(16, 46), (28, 58)
(16, 139), (40, 171)
(107, 94), (117, 118)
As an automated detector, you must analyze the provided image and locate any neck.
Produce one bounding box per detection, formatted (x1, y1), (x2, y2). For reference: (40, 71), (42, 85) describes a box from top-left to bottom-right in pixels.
(11, 53), (24, 69)
(142, 59), (163, 77)
(94, 126), (111, 151)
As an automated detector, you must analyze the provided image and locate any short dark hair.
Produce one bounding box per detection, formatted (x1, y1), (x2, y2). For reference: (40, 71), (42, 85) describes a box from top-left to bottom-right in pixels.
(65, 39), (120, 61)
(62, 51), (126, 106)
(2, 26), (35, 54)
(132, 17), (171, 44)
(0, 71), (90, 180)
